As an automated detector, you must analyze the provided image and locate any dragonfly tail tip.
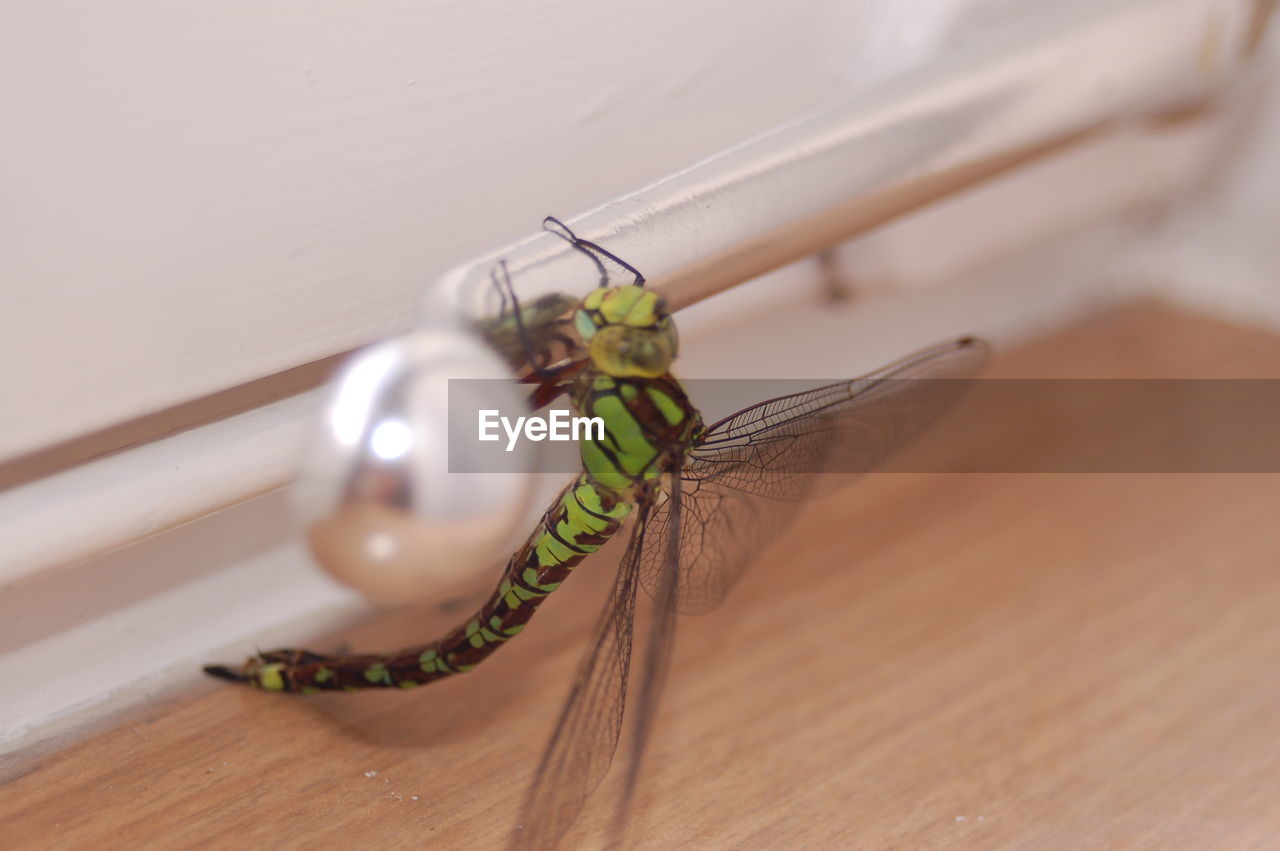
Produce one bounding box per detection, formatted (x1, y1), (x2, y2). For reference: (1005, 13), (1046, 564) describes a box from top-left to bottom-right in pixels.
(203, 664), (247, 683)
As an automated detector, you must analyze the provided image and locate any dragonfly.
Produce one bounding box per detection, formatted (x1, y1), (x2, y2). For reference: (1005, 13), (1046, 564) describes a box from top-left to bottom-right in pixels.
(205, 218), (988, 845)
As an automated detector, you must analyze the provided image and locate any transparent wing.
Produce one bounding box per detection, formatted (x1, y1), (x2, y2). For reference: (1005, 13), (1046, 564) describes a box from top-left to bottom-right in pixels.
(639, 337), (987, 614)
(512, 502), (650, 848)
(619, 475), (681, 824)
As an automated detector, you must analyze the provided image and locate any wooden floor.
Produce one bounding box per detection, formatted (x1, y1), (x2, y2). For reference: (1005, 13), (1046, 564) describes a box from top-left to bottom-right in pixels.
(5, 303), (1280, 849)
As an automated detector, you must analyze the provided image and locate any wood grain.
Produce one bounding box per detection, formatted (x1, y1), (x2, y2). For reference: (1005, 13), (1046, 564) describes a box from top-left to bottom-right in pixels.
(4, 302), (1280, 849)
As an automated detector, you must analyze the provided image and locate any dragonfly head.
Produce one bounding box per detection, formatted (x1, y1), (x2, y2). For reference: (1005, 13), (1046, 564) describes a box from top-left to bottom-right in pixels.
(574, 285), (678, 378)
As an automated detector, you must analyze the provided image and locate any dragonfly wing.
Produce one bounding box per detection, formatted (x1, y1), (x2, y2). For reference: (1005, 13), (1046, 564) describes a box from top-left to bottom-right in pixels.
(638, 471), (794, 615)
(639, 337), (987, 614)
(620, 475), (682, 820)
(513, 501), (651, 848)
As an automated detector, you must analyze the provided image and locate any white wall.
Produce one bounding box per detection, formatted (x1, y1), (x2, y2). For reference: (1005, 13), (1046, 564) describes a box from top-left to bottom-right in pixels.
(1, 0), (912, 460)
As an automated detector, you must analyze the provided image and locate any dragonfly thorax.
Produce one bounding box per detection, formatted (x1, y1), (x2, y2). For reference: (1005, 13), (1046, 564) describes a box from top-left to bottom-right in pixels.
(574, 285), (678, 378)
(573, 374), (701, 493)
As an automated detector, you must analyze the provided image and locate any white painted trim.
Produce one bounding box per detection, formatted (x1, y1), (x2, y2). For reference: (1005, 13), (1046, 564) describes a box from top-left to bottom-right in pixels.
(0, 392), (316, 586)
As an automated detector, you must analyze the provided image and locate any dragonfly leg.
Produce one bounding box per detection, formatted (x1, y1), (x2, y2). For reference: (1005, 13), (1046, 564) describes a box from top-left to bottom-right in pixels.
(492, 260), (557, 379)
(521, 359), (584, 409)
(543, 216), (646, 288)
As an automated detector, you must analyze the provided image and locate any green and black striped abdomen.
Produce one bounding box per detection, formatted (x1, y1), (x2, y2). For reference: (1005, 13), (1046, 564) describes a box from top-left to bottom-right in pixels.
(213, 371), (703, 694)
(238, 474), (631, 693)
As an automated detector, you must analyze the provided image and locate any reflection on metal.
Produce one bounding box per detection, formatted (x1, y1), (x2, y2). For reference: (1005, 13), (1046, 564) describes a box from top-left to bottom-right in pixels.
(301, 0), (1272, 601)
(295, 330), (535, 603)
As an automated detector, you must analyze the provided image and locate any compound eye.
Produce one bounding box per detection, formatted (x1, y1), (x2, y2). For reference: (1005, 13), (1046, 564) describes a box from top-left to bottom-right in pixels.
(628, 336), (668, 375)
(659, 316), (678, 358)
(573, 308), (597, 342)
(589, 326), (675, 377)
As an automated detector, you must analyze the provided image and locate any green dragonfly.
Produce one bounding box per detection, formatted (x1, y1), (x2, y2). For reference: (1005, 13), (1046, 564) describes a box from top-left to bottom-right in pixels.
(205, 218), (987, 844)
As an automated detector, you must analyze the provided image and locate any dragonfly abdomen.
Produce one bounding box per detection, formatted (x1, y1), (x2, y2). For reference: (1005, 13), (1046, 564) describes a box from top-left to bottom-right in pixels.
(213, 473), (633, 693)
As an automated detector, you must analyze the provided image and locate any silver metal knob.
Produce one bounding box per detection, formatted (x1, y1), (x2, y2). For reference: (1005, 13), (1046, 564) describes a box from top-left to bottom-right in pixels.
(294, 327), (536, 603)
